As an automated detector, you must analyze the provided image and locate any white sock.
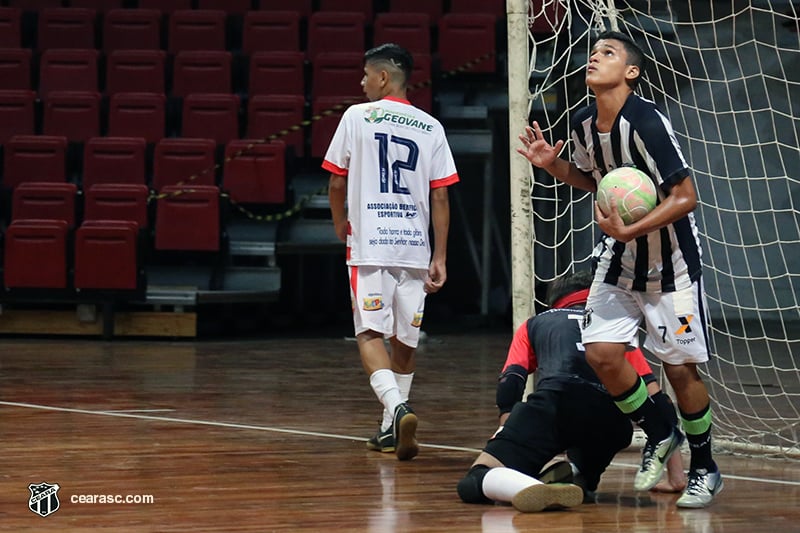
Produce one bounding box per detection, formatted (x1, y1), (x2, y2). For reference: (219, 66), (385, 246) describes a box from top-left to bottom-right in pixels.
(380, 409), (393, 432)
(394, 372), (415, 401)
(482, 467), (542, 503)
(369, 369), (403, 417)
(380, 372), (415, 431)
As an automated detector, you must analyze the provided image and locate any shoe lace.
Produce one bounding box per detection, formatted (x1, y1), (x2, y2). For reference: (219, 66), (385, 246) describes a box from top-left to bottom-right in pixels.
(684, 469), (709, 495)
(639, 441), (657, 472)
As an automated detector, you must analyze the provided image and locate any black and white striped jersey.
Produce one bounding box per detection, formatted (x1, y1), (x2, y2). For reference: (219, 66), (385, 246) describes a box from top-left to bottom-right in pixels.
(570, 93), (703, 293)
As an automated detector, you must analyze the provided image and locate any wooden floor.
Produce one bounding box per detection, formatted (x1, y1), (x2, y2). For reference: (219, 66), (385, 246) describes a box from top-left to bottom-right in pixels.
(0, 332), (798, 532)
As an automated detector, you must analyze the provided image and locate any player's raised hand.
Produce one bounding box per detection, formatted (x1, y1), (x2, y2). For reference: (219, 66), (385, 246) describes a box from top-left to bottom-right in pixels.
(516, 121), (565, 169)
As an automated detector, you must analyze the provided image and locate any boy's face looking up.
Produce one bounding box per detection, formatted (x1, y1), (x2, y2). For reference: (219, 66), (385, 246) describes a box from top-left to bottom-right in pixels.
(586, 38), (640, 92)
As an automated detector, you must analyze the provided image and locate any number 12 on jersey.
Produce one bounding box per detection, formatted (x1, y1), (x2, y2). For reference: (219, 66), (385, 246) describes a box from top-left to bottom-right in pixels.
(375, 133), (418, 194)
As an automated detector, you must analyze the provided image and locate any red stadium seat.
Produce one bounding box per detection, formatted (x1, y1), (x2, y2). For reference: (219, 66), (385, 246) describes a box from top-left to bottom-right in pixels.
(172, 50), (232, 98)
(306, 12), (365, 63)
(155, 184), (220, 251)
(0, 48), (32, 90)
(7, 0), (62, 9)
(138, 0), (192, 14)
(409, 53), (432, 114)
(3, 218), (69, 289)
(70, 0), (124, 12)
(74, 220), (140, 290)
(317, 0), (373, 21)
(387, 0), (442, 25)
(107, 92), (166, 144)
(37, 7), (96, 50)
(311, 52), (363, 101)
(448, 0), (505, 18)
(311, 95), (356, 158)
(258, 0), (311, 20)
(102, 9), (161, 52)
(42, 90), (101, 143)
(38, 48), (99, 97)
(181, 93), (240, 145)
(106, 49), (166, 96)
(241, 10), (301, 54)
(168, 9), (226, 53)
(223, 139), (286, 205)
(530, 0), (567, 35)
(246, 94), (305, 157)
(0, 89), (36, 143)
(248, 51), (305, 97)
(373, 13), (430, 54)
(0, 8), (23, 48)
(2, 134), (68, 188)
(197, 0), (252, 15)
(11, 181), (77, 227)
(82, 136), (147, 190)
(438, 13), (496, 73)
(84, 183), (150, 229)
(152, 137), (217, 191)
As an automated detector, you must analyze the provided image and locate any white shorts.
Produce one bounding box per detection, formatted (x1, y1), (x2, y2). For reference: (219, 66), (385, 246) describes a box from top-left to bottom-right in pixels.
(581, 279), (710, 365)
(349, 265), (427, 348)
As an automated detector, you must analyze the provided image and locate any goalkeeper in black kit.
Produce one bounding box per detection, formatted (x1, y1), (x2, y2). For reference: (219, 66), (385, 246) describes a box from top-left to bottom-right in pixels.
(457, 271), (686, 513)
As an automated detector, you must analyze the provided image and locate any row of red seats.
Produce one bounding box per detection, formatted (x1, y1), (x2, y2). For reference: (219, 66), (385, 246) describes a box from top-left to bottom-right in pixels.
(0, 91), (350, 156)
(4, 182), (221, 291)
(5, 218), (140, 290)
(4, 136), (288, 204)
(8, 182), (220, 249)
(0, 9), (497, 67)
(3, 0), (505, 21)
(0, 49), (433, 102)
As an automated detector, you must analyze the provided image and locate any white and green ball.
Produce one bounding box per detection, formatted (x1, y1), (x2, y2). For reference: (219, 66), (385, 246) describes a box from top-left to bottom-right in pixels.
(597, 167), (657, 225)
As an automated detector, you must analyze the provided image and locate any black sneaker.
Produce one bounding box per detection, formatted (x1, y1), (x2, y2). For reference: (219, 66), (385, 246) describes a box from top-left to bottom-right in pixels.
(365, 426), (395, 453)
(392, 403), (418, 461)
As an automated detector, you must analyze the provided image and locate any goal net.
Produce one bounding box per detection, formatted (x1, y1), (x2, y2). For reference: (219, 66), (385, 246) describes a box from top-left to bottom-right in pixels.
(507, 0), (800, 458)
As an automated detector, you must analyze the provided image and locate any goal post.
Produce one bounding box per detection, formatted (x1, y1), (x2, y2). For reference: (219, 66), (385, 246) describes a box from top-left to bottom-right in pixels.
(506, 0), (534, 328)
(508, 0), (800, 459)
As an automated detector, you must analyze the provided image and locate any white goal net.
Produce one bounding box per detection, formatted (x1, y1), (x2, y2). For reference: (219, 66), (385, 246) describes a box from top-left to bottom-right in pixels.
(507, 0), (800, 458)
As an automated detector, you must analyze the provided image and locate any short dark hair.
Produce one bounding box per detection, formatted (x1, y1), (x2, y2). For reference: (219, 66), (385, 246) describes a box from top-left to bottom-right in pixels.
(593, 30), (647, 88)
(364, 43), (413, 85)
(546, 270), (594, 308)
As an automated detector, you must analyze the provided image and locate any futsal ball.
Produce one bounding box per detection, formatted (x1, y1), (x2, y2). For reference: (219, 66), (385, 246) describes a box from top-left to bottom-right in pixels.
(596, 167), (657, 225)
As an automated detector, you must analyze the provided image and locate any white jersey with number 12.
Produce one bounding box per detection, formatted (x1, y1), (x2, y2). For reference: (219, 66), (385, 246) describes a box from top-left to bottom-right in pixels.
(322, 96), (459, 269)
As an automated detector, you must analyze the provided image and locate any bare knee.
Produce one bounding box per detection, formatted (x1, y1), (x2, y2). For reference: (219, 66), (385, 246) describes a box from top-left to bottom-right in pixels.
(584, 342), (627, 374)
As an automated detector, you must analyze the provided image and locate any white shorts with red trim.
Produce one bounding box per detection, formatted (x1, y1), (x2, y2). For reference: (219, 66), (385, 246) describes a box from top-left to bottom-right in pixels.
(349, 265), (428, 348)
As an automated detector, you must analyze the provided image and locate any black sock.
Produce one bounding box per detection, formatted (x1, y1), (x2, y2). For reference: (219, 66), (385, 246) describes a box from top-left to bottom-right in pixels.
(613, 377), (672, 442)
(681, 403), (716, 472)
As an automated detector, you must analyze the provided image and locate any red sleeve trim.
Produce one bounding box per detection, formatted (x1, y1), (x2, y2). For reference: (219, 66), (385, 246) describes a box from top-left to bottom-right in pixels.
(503, 322), (536, 373)
(431, 173), (459, 188)
(322, 160), (348, 176)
